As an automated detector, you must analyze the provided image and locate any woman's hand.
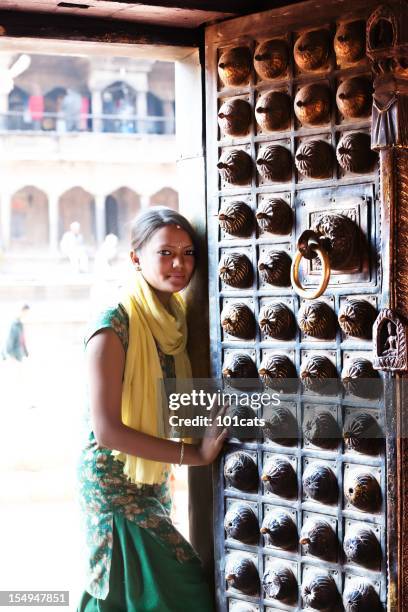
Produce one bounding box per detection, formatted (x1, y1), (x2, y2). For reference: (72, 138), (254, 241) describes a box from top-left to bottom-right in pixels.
(88, 330), (229, 467)
(196, 405), (228, 466)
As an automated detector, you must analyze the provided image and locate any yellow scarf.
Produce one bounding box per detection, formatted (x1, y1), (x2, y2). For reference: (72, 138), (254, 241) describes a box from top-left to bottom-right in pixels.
(111, 270), (192, 485)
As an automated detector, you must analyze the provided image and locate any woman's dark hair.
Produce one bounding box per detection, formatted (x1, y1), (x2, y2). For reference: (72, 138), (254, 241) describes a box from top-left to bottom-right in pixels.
(130, 206), (200, 261)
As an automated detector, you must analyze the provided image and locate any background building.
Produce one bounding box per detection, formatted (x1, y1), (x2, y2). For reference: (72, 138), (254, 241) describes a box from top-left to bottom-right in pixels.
(0, 53), (178, 269)
(0, 50), (185, 609)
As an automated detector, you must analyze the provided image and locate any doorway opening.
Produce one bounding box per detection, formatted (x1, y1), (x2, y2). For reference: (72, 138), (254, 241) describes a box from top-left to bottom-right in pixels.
(0, 40), (197, 609)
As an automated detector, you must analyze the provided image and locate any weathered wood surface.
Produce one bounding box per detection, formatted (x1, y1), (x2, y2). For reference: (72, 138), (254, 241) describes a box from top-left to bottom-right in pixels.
(0, 0), (307, 32)
(0, 9), (201, 46)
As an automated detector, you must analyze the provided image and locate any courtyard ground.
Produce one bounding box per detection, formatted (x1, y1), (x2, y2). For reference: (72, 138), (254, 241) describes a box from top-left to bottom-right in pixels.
(0, 297), (188, 610)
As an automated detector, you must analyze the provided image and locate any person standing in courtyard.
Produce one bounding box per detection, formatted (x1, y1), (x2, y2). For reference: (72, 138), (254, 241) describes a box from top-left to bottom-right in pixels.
(77, 207), (226, 611)
(3, 304), (30, 362)
(1, 304), (35, 410)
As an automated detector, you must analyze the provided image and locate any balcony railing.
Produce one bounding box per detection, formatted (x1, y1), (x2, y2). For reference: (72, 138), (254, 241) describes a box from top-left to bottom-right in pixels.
(0, 110), (175, 135)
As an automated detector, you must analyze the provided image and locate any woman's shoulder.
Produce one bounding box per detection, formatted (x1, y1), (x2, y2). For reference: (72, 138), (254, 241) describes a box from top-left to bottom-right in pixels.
(84, 303), (129, 352)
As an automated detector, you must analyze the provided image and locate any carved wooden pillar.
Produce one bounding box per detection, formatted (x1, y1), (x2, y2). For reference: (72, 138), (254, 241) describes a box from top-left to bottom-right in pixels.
(367, 4), (408, 610)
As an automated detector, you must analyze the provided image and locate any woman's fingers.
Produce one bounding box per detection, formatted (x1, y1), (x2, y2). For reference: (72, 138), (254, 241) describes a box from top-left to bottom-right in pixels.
(216, 428), (228, 444)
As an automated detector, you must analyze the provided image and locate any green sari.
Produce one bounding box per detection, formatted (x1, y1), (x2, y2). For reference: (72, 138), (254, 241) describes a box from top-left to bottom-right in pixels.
(77, 305), (214, 611)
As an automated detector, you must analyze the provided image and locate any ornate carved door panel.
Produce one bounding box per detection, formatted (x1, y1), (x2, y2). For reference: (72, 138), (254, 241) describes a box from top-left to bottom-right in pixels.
(205, 1), (408, 610)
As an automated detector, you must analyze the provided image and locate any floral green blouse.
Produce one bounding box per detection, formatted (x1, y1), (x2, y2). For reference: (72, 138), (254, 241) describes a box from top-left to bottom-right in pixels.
(77, 304), (197, 600)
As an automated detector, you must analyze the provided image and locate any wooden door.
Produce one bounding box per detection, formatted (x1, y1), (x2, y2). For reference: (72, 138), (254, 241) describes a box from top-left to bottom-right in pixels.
(204, 1), (408, 610)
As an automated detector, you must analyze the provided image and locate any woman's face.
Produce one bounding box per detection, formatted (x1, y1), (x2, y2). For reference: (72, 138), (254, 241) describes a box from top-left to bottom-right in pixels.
(131, 224), (196, 299)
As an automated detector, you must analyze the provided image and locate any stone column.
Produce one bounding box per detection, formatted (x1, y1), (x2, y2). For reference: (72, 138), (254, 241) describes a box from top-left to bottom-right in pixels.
(95, 193), (106, 243)
(0, 190), (12, 250)
(91, 88), (103, 133)
(48, 192), (59, 252)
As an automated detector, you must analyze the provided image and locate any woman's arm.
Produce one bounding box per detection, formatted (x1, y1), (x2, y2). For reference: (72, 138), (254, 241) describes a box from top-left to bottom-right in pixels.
(87, 329), (226, 467)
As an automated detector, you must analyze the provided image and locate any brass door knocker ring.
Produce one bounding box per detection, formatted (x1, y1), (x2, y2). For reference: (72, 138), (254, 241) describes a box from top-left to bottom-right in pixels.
(291, 231), (331, 299)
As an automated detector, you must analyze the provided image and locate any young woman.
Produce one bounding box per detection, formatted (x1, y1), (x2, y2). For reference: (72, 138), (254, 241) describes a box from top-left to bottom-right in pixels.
(77, 207), (226, 612)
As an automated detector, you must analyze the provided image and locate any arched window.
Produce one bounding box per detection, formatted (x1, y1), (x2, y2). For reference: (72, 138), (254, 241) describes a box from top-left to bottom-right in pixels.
(59, 187), (96, 244)
(8, 86), (29, 130)
(105, 187), (141, 242)
(11, 186), (49, 248)
(149, 187), (179, 211)
(102, 81), (136, 134)
(146, 92), (165, 134)
(43, 87), (88, 132)
(43, 87), (67, 131)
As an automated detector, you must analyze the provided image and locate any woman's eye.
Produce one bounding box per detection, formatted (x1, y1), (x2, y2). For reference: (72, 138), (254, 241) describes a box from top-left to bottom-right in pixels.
(185, 250), (195, 256)
(159, 250), (172, 256)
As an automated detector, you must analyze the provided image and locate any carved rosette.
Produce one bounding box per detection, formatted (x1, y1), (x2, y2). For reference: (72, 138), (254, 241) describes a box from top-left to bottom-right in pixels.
(263, 405), (298, 446)
(256, 197), (293, 234)
(259, 302), (295, 340)
(218, 200), (254, 237)
(341, 358), (381, 399)
(221, 302), (256, 339)
(343, 525), (382, 569)
(217, 149), (253, 185)
(219, 252), (253, 288)
(262, 565), (298, 603)
(344, 412), (383, 455)
(303, 410), (340, 449)
(343, 579), (382, 612)
(300, 355), (338, 393)
(300, 518), (338, 561)
(225, 553), (260, 595)
(313, 213), (358, 269)
(260, 510), (298, 549)
(302, 573), (340, 610)
(302, 463), (339, 504)
(294, 29), (331, 72)
(218, 47), (252, 87)
(334, 20), (366, 64)
(254, 39), (289, 80)
(218, 98), (252, 137)
(255, 90), (291, 132)
(345, 471), (382, 512)
(294, 82), (331, 126)
(224, 451), (258, 492)
(261, 456), (297, 498)
(224, 502), (259, 544)
(256, 145), (292, 182)
(228, 404), (260, 441)
(295, 139), (334, 179)
(338, 298), (377, 339)
(297, 300), (337, 339)
(223, 353), (258, 382)
(336, 76), (372, 119)
(258, 250), (291, 287)
(258, 354), (297, 389)
(337, 131), (378, 174)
